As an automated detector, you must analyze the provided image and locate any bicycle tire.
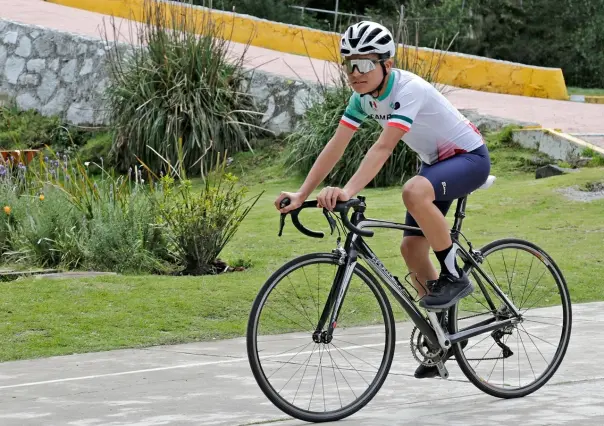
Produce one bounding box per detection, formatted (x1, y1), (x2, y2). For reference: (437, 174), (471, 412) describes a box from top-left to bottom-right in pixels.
(247, 252), (396, 423)
(449, 238), (572, 398)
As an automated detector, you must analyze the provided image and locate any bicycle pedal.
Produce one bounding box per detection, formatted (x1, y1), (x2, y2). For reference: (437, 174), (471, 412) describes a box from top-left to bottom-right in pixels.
(436, 362), (449, 379)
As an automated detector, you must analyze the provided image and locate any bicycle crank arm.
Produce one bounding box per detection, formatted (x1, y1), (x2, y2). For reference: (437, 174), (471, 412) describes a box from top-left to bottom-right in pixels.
(436, 361), (449, 379)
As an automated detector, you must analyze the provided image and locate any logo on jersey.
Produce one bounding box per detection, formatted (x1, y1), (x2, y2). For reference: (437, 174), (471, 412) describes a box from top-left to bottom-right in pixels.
(369, 100), (378, 110)
(368, 114), (392, 120)
(390, 101), (401, 110)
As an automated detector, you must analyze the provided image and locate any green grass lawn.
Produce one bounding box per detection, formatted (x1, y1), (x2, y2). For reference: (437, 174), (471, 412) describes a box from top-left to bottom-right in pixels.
(2, 140), (604, 362)
(568, 87), (604, 96)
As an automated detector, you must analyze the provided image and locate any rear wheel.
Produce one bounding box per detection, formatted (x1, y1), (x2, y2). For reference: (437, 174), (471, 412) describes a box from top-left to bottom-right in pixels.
(450, 238), (572, 398)
(247, 253), (396, 422)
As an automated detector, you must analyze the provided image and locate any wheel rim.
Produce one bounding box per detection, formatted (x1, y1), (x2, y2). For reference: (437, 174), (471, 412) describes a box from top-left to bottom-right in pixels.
(453, 242), (571, 393)
(249, 256), (393, 418)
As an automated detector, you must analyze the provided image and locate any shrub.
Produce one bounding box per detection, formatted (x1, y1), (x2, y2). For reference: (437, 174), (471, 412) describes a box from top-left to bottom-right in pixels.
(0, 103), (92, 154)
(0, 153), (174, 273)
(78, 132), (114, 170)
(1, 148), (262, 276)
(103, 0), (263, 176)
(81, 195), (175, 274)
(2, 185), (83, 268)
(153, 153), (262, 275)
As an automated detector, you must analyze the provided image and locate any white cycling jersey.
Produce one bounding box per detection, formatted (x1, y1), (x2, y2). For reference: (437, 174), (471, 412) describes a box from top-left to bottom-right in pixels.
(340, 68), (484, 165)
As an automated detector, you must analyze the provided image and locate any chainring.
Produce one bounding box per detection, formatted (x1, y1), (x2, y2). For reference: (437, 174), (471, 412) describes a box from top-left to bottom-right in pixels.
(410, 326), (448, 367)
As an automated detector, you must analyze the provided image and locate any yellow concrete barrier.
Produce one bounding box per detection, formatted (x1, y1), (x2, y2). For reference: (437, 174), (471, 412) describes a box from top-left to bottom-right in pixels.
(45, 0), (569, 100)
(585, 96), (604, 104)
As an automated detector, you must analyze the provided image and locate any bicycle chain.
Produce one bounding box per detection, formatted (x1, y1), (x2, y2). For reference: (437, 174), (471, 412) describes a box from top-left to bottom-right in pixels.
(411, 312), (515, 364)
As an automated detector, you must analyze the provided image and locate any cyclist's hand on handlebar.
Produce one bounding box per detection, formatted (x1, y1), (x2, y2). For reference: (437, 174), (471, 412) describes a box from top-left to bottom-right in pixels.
(275, 191), (305, 213)
(317, 186), (351, 211)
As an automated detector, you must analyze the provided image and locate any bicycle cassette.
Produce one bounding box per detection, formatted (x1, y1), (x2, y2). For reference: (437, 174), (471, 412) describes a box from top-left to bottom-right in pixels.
(410, 326), (447, 367)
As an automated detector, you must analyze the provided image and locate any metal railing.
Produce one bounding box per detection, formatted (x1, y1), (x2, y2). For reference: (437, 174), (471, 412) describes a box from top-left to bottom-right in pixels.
(289, 3), (371, 29)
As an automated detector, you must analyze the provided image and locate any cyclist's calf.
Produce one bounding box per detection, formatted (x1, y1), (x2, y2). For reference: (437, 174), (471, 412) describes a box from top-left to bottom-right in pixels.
(400, 236), (439, 297)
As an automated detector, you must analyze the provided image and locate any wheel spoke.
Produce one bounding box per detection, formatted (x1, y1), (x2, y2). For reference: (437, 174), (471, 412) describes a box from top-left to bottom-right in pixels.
(451, 242), (570, 397)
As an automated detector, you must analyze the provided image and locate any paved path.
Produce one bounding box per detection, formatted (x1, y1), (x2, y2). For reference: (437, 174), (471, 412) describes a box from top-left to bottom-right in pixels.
(2, 0), (604, 139)
(0, 301), (601, 425)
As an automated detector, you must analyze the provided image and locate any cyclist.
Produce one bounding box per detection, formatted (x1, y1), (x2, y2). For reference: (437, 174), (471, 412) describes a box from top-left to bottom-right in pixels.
(274, 21), (490, 378)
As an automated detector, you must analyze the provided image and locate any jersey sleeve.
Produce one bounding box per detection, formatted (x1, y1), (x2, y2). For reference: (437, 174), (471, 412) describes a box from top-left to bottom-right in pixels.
(387, 79), (426, 132)
(339, 93), (367, 131)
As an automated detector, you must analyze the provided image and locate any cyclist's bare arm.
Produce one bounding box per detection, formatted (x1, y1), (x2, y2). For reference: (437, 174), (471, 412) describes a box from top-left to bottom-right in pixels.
(343, 126), (406, 197)
(275, 124), (356, 213)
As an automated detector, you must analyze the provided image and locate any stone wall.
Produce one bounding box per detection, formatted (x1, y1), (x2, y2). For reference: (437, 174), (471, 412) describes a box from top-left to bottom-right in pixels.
(0, 19), (113, 126)
(244, 71), (321, 135)
(0, 18), (322, 135)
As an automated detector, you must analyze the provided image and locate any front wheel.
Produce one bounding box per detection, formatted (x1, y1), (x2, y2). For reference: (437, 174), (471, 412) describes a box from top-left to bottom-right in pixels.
(450, 238), (572, 398)
(247, 253), (396, 423)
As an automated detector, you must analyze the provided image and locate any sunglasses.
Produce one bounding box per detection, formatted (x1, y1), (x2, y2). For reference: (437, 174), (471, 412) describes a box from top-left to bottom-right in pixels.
(342, 58), (384, 75)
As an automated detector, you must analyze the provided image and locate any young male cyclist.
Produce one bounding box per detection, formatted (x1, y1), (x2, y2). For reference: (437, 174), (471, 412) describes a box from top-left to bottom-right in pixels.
(274, 21), (491, 378)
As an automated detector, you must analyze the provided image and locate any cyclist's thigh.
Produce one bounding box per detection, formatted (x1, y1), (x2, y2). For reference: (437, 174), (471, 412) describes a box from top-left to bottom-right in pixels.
(419, 144), (491, 202)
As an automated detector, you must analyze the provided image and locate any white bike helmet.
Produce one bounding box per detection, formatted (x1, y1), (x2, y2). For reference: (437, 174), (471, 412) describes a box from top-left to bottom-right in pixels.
(340, 21), (396, 97)
(340, 21), (396, 59)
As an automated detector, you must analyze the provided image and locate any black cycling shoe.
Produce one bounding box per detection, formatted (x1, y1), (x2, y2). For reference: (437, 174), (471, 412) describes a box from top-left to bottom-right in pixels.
(419, 270), (474, 310)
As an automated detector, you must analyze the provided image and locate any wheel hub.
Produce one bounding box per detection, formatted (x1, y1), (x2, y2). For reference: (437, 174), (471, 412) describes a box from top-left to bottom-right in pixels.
(312, 330), (333, 344)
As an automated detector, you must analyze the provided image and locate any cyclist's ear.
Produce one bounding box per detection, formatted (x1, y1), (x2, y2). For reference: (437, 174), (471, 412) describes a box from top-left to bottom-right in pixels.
(385, 58), (394, 71)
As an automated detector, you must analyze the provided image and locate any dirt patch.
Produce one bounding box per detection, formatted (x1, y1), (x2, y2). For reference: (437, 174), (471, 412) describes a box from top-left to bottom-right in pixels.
(582, 181), (604, 192)
(558, 181), (604, 202)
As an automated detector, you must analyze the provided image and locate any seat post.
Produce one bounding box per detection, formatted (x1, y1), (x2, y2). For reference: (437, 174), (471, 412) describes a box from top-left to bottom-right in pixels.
(451, 196), (468, 239)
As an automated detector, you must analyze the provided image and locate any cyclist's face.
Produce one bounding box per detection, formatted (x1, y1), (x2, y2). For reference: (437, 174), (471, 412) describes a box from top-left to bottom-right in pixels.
(344, 54), (392, 94)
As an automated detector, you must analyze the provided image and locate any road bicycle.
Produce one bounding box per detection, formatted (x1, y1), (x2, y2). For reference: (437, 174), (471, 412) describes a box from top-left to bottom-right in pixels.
(246, 175), (572, 423)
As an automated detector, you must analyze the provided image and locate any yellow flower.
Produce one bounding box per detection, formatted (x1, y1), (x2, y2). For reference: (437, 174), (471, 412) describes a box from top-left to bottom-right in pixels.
(3, 206), (11, 215)
(39, 194), (45, 201)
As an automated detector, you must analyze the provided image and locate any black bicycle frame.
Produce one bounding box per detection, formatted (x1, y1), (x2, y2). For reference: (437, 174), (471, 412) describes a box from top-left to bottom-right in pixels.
(313, 196), (521, 349)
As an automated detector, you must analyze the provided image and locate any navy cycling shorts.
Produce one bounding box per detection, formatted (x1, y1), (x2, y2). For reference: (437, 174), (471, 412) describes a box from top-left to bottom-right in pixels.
(404, 144), (491, 237)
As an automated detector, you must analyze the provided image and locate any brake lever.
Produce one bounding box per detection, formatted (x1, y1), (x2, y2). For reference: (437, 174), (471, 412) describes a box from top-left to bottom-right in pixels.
(278, 198), (290, 237)
(278, 213), (286, 237)
(322, 208), (337, 235)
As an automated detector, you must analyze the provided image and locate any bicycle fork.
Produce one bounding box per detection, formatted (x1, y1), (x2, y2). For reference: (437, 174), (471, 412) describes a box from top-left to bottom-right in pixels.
(313, 254), (357, 344)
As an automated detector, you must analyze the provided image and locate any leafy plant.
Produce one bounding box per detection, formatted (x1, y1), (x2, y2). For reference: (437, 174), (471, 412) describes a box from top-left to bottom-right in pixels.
(103, 0), (264, 176)
(81, 195), (175, 274)
(582, 148), (604, 168)
(0, 102), (93, 154)
(484, 125), (520, 150)
(78, 132), (113, 170)
(0, 151), (174, 274)
(2, 186), (83, 268)
(150, 147), (263, 275)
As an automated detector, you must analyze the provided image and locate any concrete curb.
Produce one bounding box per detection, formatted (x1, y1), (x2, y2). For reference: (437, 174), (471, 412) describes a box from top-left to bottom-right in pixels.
(45, 0), (569, 100)
(512, 127), (604, 161)
(568, 95), (604, 104)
